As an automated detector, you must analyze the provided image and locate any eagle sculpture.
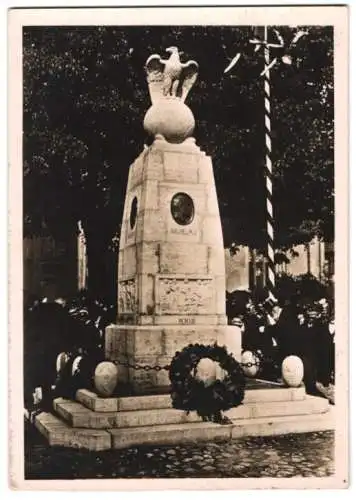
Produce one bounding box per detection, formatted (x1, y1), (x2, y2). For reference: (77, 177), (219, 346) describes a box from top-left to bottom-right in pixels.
(145, 47), (199, 104)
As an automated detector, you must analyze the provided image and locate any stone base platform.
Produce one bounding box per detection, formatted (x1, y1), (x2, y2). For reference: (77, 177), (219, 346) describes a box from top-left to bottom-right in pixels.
(34, 381), (334, 451)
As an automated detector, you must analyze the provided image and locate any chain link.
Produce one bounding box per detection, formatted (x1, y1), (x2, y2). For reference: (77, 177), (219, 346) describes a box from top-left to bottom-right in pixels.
(240, 355), (277, 369)
(113, 359), (170, 371)
(113, 355), (277, 372)
(241, 362), (260, 368)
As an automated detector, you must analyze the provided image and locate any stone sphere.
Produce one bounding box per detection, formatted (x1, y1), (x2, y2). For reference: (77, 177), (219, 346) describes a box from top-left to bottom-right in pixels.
(143, 98), (195, 143)
(194, 357), (217, 387)
(94, 361), (119, 397)
(56, 352), (69, 374)
(282, 355), (304, 387)
(241, 351), (260, 378)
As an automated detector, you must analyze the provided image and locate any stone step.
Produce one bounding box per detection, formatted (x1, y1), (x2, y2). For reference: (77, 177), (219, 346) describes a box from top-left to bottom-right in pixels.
(76, 385), (306, 413)
(34, 412), (111, 451)
(54, 395), (328, 430)
(34, 406), (334, 451)
(109, 407), (335, 449)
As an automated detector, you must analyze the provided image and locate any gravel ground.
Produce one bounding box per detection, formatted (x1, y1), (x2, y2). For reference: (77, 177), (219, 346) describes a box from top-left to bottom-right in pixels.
(25, 421), (334, 479)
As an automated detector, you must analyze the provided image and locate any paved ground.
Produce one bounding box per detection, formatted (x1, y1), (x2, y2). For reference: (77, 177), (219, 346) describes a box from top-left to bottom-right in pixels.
(25, 421), (334, 479)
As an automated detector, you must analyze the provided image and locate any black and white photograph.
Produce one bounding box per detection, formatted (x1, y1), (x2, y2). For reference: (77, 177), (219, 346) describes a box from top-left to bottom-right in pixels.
(8, 4), (348, 490)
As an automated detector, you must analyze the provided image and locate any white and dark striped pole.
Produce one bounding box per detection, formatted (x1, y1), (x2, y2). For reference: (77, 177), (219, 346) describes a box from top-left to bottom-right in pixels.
(263, 26), (276, 301)
(224, 26), (307, 301)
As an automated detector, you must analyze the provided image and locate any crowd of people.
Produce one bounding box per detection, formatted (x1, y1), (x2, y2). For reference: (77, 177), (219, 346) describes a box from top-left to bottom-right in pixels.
(229, 293), (335, 400)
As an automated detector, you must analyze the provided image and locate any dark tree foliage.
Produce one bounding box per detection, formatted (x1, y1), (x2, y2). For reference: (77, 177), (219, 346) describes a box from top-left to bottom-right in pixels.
(23, 25), (334, 297)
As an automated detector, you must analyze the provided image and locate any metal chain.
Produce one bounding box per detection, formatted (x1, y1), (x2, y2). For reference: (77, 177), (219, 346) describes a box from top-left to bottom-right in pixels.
(240, 355), (277, 368)
(241, 362), (261, 368)
(112, 355), (277, 371)
(113, 359), (170, 371)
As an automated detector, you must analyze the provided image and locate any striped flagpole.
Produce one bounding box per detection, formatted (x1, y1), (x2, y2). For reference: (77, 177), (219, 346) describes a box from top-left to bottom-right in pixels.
(237, 26), (306, 301)
(263, 26), (276, 301)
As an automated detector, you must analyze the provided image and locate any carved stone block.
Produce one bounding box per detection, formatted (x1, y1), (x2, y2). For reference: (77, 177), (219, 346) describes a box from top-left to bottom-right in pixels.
(138, 274), (155, 315)
(201, 214), (224, 245)
(143, 150), (164, 181)
(215, 276), (227, 314)
(121, 245), (137, 278)
(163, 152), (198, 184)
(105, 325), (127, 359)
(136, 209), (165, 243)
(141, 179), (159, 211)
(206, 184), (221, 216)
(159, 242), (208, 274)
(156, 276), (215, 315)
(136, 242), (159, 275)
(207, 245), (226, 276)
(198, 156), (214, 184)
(118, 279), (137, 314)
(129, 157), (144, 189)
(162, 327), (218, 356)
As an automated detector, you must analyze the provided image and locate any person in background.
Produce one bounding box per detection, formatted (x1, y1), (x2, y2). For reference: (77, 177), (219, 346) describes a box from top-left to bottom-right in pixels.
(318, 297), (330, 322)
(318, 321), (335, 404)
(236, 298), (275, 380)
(231, 316), (245, 336)
(328, 317), (335, 384)
(257, 299), (287, 380)
(264, 299), (300, 362)
(313, 301), (335, 402)
(296, 304), (319, 394)
(297, 310), (305, 326)
(241, 298), (263, 353)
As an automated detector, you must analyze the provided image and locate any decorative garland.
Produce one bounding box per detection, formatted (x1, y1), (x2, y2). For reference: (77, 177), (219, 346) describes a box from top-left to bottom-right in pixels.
(169, 343), (246, 424)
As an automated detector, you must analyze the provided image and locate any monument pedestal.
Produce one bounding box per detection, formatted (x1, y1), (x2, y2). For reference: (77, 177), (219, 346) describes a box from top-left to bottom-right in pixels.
(105, 135), (241, 393)
(106, 324), (241, 394)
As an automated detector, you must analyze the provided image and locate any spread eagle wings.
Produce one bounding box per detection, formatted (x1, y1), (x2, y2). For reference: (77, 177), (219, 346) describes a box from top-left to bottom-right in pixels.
(145, 54), (165, 81)
(178, 60), (199, 101)
(145, 54), (166, 103)
(145, 54), (198, 102)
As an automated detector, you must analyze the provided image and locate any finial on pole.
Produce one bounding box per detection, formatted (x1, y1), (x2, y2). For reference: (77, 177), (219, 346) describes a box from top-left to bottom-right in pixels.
(223, 27), (308, 301)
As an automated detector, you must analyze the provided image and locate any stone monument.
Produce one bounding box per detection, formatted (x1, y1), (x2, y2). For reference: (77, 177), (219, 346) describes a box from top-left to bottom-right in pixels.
(34, 48), (333, 451)
(105, 47), (241, 393)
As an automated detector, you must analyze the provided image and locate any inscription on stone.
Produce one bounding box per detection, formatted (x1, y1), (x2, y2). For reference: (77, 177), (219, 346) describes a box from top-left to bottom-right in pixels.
(178, 317), (196, 325)
(118, 279), (137, 314)
(158, 277), (214, 315)
(170, 227), (197, 235)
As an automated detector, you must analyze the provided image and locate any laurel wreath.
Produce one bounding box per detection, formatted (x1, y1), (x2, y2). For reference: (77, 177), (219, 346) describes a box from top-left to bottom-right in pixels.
(169, 343), (246, 424)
